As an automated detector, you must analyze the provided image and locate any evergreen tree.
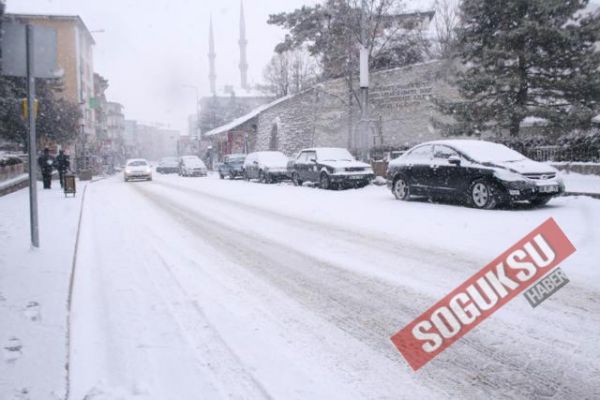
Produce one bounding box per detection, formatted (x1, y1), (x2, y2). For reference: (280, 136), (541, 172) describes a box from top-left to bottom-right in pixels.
(268, 0), (431, 80)
(443, 0), (600, 137)
(0, 77), (81, 149)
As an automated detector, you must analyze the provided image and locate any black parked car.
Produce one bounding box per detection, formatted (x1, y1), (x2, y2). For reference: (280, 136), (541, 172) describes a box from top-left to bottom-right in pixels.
(386, 140), (565, 209)
(289, 147), (374, 189)
(218, 153), (246, 179)
(156, 157), (179, 174)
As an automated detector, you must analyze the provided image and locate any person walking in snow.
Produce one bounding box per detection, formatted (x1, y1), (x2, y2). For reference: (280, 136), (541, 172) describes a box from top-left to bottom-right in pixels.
(55, 149), (70, 188)
(37, 148), (54, 189)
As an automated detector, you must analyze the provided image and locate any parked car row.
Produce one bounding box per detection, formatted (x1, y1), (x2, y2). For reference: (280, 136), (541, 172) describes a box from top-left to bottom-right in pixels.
(137, 139), (565, 210)
(215, 148), (376, 189)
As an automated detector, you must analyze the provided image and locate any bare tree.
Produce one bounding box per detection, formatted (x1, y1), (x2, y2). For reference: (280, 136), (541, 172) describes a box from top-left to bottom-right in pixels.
(431, 0), (459, 59)
(259, 49), (318, 98)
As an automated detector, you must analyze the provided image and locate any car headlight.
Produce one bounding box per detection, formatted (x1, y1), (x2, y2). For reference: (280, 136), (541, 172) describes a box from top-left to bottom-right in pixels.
(493, 169), (527, 182)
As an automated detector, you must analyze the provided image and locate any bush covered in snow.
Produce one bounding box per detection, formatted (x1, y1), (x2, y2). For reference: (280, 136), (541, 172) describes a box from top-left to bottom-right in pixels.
(494, 128), (600, 162)
(0, 155), (23, 168)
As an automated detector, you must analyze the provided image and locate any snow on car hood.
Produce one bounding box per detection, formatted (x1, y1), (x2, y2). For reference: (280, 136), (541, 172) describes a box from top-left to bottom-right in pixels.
(320, 160), (370, 169)
(490, 159), (558, 175)
(185, 161), (206, 168)
(126, 165), (149, 172)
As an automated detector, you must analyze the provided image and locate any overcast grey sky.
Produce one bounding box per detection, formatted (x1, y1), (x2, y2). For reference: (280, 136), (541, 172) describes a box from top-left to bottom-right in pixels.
(7, 0), (434, 133)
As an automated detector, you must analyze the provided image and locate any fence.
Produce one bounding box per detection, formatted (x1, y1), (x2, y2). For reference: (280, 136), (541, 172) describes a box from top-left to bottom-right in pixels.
(523, 146), (600, 163)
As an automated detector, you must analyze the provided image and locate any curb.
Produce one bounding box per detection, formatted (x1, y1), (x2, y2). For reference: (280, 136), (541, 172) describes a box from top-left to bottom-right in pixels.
(562, 192), (600, 200)
(64, 181), (90, 400)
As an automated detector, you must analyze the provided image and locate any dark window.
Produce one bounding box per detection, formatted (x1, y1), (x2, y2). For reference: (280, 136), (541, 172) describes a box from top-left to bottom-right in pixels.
(269, 123), (278, 151)
(406, 145), (433, 161)
(434, 145), (459, 160)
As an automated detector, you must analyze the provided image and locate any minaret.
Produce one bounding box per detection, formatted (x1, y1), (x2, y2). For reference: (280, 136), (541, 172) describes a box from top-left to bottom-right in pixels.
(239, 1), (249, 90)
(208, 15), (216, 95)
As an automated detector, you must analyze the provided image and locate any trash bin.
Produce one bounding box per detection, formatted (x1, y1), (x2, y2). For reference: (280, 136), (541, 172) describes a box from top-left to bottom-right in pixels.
(64, 173), (76, 197)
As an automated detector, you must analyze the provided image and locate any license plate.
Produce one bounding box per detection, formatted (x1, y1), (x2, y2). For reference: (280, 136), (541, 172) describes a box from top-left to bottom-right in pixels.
(350, 175), (364, 180)
(539, 185), (558, 193)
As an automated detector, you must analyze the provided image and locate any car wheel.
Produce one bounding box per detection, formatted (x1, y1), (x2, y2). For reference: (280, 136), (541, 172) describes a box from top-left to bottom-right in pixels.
(258, 170), (266, 183)
(392, 175), (410, 200)
(219, 172), (224, 179)
(320, 173), (331, 190)
(292, 172), (303, 186)
(244, 170), (249, 181)
(469, 179), (498, 209)
(530, 196), (552, 207)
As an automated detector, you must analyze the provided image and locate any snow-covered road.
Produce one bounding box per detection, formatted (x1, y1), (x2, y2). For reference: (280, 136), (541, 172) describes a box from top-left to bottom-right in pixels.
(69, 173), (600, 399)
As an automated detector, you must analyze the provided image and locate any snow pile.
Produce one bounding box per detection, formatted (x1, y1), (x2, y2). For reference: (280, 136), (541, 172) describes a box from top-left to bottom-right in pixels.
(561, 171), (600, 194)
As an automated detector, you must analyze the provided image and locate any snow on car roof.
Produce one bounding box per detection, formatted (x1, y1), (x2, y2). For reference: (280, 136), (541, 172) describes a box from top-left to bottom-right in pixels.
(423, 140), (527, 162)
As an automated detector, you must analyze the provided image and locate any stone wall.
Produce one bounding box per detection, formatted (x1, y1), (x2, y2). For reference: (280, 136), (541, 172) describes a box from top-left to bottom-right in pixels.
(250, 60), (459, 157)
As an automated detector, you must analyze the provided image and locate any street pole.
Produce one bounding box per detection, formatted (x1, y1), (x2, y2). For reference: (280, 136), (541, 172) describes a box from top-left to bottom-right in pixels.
(359, 0), (370, 161)
(25, 24), (39, 247)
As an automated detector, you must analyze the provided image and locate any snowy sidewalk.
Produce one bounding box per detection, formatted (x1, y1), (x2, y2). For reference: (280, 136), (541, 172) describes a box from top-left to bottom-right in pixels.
(0, 182), (87, 400)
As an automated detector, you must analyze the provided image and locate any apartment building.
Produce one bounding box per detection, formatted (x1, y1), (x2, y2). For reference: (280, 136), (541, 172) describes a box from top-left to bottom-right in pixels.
(5, 13), (96, 140)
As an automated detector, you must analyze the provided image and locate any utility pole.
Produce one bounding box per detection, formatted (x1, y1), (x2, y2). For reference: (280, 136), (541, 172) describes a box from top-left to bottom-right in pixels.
(25, 25), (39, 247)
(358, 0), (370, 161)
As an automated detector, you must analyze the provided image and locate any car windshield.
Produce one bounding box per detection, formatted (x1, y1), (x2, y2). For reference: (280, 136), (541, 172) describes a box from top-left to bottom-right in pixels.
(258, 152), (288, 166)
(453, 142), (527, 163)
(228, 155), (245, 162)
(316, 148), (355, 161)
(127, 160), (147, 167)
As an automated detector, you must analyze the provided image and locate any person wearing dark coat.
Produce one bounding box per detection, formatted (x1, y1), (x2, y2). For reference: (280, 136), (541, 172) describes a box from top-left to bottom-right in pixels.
(37, 148), (54, 189)
(55, 150), (70, 188)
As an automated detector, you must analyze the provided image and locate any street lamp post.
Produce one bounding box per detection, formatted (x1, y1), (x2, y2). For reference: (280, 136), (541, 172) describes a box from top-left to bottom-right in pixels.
(181, 84), (202, 158)
(182, 84), (201, 137)
(358, 0), (370, 162)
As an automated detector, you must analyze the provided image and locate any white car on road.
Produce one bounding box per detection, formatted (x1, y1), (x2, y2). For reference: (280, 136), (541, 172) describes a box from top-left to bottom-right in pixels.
(124, 158), (152, 182)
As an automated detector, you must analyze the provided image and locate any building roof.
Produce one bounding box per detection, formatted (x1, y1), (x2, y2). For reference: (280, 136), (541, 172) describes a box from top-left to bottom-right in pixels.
(5, 13), (96, 45)
(203, 93), (301, 137)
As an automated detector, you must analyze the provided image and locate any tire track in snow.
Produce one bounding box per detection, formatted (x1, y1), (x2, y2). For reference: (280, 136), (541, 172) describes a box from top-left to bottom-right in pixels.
(138, 247), (274, 400)
(133, 183), (600, 400)
(153, 179), (482, 273)
(154, 178), (600, 319)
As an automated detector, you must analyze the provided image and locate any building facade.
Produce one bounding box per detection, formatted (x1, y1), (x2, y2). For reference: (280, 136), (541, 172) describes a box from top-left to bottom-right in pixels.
(6, 14), (96, 139)
(205, 60), (460, 160)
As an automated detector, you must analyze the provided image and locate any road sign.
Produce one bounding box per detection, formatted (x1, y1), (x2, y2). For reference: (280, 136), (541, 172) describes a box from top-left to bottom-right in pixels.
(1, 21), (59, 78)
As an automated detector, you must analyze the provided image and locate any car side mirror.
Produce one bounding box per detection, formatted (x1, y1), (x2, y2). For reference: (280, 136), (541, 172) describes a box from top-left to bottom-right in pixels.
(309, 158), (316, 163)
(448, 155), (461, 166)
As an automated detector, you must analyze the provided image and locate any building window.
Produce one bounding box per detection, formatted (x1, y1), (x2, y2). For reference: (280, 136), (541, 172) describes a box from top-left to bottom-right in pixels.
(269, 122), (278, 151)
